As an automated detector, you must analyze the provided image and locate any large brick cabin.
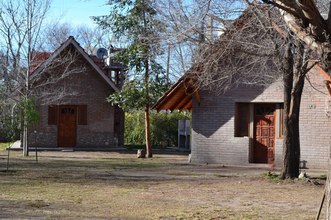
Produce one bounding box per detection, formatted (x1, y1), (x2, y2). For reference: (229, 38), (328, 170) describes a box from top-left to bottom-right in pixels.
(154, 66), (331, 169)
(28, 37), (125, 149)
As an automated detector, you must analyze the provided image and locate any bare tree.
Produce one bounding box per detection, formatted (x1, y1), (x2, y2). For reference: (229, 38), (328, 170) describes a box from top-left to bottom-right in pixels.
(0, 0), (51, 156)
(160, 0), (319, 180)
(241, 0), (331, 217)
(43, 22), (72, 50)
(43, 23), (117, 53)
(29, 48), (87, 104)
(156, 0), (247, 79)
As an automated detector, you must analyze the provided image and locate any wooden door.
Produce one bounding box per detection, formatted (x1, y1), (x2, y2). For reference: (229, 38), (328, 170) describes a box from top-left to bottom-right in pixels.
(58, 105), (77, 147)
(253, 104), (276, 164)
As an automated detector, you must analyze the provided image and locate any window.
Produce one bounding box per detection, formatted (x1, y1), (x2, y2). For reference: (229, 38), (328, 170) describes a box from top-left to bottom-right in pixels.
(48, 105), (58, 125)
(77, 105), (87, 125)
(235, 103), (249, 137)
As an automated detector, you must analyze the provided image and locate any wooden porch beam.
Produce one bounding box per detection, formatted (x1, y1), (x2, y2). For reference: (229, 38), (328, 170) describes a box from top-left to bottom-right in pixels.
(180, 99), (192, 112)
(173, 95), (192, 111)
(157, 85), (185, 110)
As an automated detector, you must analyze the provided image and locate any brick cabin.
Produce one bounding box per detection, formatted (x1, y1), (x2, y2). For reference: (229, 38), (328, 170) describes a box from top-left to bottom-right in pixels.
(28, 37), (125, 149)
(154, 66), (331, 169)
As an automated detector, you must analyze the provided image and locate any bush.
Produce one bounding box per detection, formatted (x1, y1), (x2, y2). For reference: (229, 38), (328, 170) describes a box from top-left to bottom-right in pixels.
(125, 111), (191, 147)
(0, 104), (20, 142)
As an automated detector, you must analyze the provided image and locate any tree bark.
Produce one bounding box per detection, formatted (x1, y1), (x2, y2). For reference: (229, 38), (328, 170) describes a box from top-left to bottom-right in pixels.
(326, 161), (331, 219)
(142, 0), (152, 158)
(145, 106), (152, 158)
(281, 38), (306, 179)
(144, 59), (152, 157)
(22, 119), (28, 156)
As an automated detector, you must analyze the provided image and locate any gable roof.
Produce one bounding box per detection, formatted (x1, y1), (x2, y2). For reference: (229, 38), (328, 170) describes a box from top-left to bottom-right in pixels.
(30, 51), (52, 73)
(30, 36), (119, 92)
(154, 8), (290, 112)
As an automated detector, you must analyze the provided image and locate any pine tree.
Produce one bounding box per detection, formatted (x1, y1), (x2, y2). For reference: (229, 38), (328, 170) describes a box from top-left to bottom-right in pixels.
(94, 0), (167, 157)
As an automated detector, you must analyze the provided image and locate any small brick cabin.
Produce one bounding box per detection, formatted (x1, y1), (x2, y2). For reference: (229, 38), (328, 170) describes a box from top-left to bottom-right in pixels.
(28, 37), (125, 149)
(154, 66), (331, 169)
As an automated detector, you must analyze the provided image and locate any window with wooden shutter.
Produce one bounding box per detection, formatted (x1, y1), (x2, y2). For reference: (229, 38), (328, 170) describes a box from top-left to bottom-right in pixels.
(77, 105), (87, 125)
(48, 105), (58, 125)
(235, 103), (249, 137)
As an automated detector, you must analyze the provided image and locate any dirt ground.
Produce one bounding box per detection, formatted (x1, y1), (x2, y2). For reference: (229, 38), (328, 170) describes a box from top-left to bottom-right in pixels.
(0, 150), (327, 219)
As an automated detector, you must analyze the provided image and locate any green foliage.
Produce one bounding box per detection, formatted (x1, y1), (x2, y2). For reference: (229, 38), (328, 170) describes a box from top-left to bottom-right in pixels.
(108, 80), (168, 112)
(151, 111), (190, 147)
(0, 142), (10, 150)
(20, 98), (40, 126)
(262, 172), (281, 182)
(0, 101), (20, 142)
(125, 112), (146, 145)
(94, 0), (167, 110)
(125, 111), (191, 147)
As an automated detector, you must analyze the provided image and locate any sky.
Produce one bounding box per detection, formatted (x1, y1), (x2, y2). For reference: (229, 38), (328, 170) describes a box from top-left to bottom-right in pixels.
(48, 0), (110, 27)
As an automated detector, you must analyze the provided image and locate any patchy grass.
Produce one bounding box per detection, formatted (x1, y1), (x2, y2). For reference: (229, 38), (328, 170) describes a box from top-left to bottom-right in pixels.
(0, 142), (10, 151)
(315, 174), (327, 180)
(0, 151), (326, 219)
(262, 171), (282, 182)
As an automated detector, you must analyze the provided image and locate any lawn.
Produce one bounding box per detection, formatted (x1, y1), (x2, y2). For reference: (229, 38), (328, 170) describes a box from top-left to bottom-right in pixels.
(0, 149), (326, 219)
(0, 142), (10, 150)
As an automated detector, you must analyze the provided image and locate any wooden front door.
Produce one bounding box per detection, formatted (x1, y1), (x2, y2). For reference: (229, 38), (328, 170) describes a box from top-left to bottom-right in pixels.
(58, 105), (77, 147)
(253, 104), (276, 164)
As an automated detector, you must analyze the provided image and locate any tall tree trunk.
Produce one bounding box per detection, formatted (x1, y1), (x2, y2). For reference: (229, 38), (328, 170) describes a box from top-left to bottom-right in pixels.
(23, 0), (32, 157)
(144, 58), (152, 158)
(281, 38), (306, 179)
(142, 0), (152, 158)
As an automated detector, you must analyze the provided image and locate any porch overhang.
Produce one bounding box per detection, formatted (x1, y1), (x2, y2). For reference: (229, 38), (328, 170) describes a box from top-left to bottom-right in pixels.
(153, 75), (200, 112)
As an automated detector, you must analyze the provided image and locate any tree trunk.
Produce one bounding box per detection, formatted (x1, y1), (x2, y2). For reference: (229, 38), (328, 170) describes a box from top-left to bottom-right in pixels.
(145, 106), (152, 158)
(326, 162), (331, 219)
(281, 38), (306, 179)
(22, 121), (28, 156)
(22, 97), (29, 157)
(144, 55), (152, 158)
(282, 108), (301, 179)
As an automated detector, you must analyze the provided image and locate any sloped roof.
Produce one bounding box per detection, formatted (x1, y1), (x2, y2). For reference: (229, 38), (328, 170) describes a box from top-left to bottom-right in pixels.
(30, 36), (119, 92)
(30, 51), (52, 73)
(154, 6), (331, 112)
(153, 67), (200, 112)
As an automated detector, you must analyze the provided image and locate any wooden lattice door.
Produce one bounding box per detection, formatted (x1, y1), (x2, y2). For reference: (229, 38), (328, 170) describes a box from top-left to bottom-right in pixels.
(253, 104), (276, 164)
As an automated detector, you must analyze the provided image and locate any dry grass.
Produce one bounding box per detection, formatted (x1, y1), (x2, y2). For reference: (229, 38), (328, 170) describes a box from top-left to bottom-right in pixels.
(0, 150), (326, 219)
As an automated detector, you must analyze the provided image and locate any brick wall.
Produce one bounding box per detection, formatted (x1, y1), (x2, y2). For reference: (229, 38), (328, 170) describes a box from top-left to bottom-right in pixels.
(28, 59), (119, 148)
(191, 67), (331, 169)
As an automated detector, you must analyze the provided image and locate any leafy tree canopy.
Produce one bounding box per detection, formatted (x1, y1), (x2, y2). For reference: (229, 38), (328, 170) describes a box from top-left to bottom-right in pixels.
(93, 0), (168, 109)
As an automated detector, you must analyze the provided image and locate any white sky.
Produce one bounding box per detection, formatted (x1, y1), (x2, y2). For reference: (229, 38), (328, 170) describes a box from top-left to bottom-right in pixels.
(48, 0), (109, 27)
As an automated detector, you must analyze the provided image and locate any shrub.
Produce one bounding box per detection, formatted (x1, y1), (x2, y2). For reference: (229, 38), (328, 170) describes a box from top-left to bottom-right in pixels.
(125, 111), (191, 147)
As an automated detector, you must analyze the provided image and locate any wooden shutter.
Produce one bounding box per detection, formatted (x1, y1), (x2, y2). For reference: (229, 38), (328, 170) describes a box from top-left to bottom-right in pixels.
(77, 105), (87, 125)
(235, 103), (249, 137)
(48, 105), (58, 125)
